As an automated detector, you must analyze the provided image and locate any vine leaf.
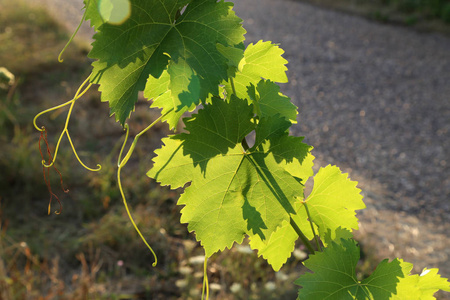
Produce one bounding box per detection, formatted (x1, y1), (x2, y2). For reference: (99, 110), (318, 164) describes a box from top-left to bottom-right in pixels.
(241, 114), (314, 271)
(322, 226), (354, 246)
(217, 43), (245, 77)
(176, 96), (255, 172)
(249, 200), (315, 272)
(144, 69), (194, 129)
(148, 97), (311, 256)
(296, 238), (450, 299)
(391, 268), (450, 299)
(295, 238), (411, 299)
(254, 116), (312, 180)
(88, 0), (245, 125)
(225, 40), (288, 100)
(303, 165), (365, 241)
(248, 79), (298, 123)
(249, 162), (364, 271)
(84, 0), (104, 30)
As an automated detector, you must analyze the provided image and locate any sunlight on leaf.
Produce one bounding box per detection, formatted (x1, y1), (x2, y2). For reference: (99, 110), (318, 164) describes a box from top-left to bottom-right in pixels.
(98, 0), (131, 24)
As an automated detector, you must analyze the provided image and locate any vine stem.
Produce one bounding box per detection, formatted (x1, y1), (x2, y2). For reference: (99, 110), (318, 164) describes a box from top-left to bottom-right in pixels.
(33, 74), (101, 172)
(303, 200), (322, 252)
(290, 217), (315, 254)
(230, 77), (237, 96)
(117, 109), (174, 267)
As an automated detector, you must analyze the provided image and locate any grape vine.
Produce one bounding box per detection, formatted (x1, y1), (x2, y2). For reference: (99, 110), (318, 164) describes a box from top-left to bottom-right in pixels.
(34, 0), (450, 298)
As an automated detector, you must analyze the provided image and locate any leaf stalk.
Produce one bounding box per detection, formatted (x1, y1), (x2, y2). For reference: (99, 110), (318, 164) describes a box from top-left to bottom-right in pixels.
(290, 217), (315, 254)
(230, 77), (237, 96)
(303, 200), (322, 252)
(202, 256), (209, 300)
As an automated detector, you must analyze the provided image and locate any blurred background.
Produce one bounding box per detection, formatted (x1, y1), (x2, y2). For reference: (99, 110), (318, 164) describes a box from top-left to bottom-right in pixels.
(0, 0), (449, 299)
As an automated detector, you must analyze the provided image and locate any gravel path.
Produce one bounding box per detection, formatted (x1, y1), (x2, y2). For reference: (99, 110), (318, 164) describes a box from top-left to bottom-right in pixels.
(235, 0), (450, 285)
(27, 0), (450, 295)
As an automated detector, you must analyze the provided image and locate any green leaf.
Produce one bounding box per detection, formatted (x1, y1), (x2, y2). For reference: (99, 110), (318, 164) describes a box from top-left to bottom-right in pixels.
(303, 165), (365, 240)
(88, 0), (245, 125)
(176, 95), (255, 171)
(322, 227), (354, 247)
(148, 97), (309, 256)
(147, 137), (198, 189)
(253, 115), (313, 180)
(145, 69), (194, 129)
(225, 40), (288, 100)
(249, 80), (298, 123)
(250, 165), (362, 271)
(217, 43), (245, 78)
(295, 239), (410, 299)
(96, 0), (132, 25)
(84, 0), (104, 30)
(148, 95), (256, 188)
(246, 114), (314, 271)
(391, 268), (450, 300)
(283, 150), (314, 182)
(178, 145), (302, 256)
(249, 200), (315, 272)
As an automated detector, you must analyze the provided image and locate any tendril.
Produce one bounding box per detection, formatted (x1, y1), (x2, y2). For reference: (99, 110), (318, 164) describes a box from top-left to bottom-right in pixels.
(33, 74), (101, 172)
(33, 75), (91, 132)
(66, 131), (101, 172)
(116, 109), (174, 267)
(117, 124), (129, 167)
(39, 127), (68, 215)
(33, 99), (74, 132)
(57, 0), (90, 63)
(202, 256), (210, 300)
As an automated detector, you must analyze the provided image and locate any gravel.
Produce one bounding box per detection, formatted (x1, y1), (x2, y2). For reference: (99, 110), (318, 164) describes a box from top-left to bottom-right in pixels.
(232, 0), (450, 285)
(26, 0), (450, 296)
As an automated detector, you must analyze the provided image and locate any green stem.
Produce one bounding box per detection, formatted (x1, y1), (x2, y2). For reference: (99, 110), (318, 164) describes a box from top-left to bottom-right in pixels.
(290, 217), (315, 254)
(230, 77), (237, 96)
(303, 201), (322, 252)
(117, 124), (130, 166)
(201, 256), (209, 300)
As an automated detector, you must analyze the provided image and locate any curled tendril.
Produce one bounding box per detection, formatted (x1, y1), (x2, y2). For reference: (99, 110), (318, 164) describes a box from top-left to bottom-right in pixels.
(33, 74), (101, 172)
(58, 0), (90, 63)
(116, 109), (174, 267)
(202, 256), (210, 300)
(66, 131), (101, 172)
